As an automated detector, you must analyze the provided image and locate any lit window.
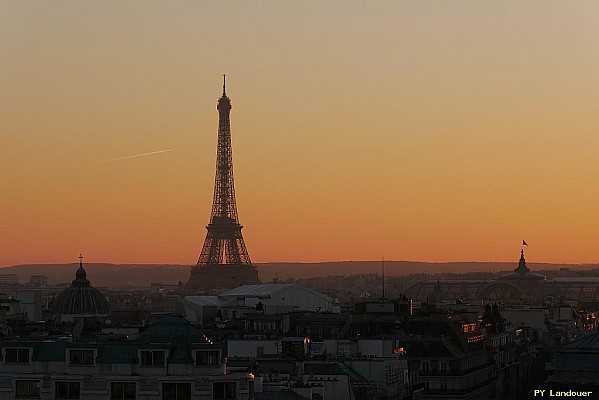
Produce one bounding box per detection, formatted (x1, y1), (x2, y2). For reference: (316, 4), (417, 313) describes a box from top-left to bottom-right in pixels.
(15, 380), (40, 399)
(393, 347), (406, 356)
(55, 382), (80, 399)
(140, 350), (165, 366)
(111, 382), (136, 400)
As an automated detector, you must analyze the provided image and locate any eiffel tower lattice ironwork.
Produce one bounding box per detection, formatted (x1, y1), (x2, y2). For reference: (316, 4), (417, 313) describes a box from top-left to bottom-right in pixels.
(187, 77), (260, 292)
(197, 75), (251, 265)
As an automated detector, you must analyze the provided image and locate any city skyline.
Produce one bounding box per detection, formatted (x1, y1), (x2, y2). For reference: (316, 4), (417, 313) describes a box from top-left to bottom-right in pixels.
(3, 2), (599, 267)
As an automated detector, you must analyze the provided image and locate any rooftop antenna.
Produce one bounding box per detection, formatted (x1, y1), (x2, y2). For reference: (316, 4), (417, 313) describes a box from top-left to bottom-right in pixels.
(222, 74), (226, 95)
(79, 253), (83, 268)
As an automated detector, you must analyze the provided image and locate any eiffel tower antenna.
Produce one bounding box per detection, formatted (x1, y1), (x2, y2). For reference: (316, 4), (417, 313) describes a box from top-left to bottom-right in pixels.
(186, 77), (260, 292)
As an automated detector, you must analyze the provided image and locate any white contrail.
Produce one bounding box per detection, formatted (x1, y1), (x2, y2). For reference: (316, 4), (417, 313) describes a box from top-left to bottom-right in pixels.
(88, 149), (174, 165)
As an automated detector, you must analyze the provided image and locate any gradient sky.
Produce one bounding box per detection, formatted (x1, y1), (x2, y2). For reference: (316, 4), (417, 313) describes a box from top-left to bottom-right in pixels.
(2, 1), (599, 267)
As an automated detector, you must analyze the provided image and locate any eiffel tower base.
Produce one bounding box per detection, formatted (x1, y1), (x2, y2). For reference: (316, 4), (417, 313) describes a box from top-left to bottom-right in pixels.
(186, 264), (261, 294)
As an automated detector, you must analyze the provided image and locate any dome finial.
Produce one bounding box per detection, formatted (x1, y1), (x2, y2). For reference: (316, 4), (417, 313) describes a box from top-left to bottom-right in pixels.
(74, 254), (90, 286)
(514, 248), (530, 274)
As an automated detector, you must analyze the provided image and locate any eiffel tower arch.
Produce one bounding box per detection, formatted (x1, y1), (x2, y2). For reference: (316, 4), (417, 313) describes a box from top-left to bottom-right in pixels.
(186, 77), (261, 293)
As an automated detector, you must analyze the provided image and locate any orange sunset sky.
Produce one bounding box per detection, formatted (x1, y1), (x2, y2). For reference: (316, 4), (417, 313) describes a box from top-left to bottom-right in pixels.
(2, 1), (599, 267)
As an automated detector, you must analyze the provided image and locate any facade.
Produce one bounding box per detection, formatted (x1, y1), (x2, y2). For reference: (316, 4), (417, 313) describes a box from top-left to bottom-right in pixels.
(404, 319), (496, 400)
(228, 338), (411, 400)
(488, 330), (540, 400)
(15, 290), (43, 321)
(0, 316), (249, 400)
(0, 275), (19, 286)
(28, 276), (48, 287)
(0, 295), (22, 321)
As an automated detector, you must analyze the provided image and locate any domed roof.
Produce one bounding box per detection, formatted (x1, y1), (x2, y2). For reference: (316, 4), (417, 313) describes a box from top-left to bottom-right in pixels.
(500, 250), (544, 281)
(52, 257), (110, 316)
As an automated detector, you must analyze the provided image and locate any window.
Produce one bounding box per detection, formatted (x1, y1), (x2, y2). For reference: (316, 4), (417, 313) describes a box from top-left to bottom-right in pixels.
(111, 382), (136, 400)
(441, 380), (447, 392)
(196, 351), (220, 366)
(5, 348), (30, 363)
(69, 349), (94, 365)
(15, 380), (40, 399)
(140, 350), (165, 366)
(422, 362), (430, 373)
(162, 383), (191, 400)
(55, 382), (80, 399)
(213, 382), (236, 400)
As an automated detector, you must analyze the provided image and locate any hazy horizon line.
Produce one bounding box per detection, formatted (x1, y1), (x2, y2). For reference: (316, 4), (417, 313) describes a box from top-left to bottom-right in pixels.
(3, 259), (599, 268)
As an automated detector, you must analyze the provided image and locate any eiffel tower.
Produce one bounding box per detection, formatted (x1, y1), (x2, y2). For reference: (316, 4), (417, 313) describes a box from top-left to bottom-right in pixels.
(186, 77), (261, 293)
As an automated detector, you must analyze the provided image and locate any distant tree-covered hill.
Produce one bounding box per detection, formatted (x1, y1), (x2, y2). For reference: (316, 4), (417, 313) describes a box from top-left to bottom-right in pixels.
(2, 260), (598, 287)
